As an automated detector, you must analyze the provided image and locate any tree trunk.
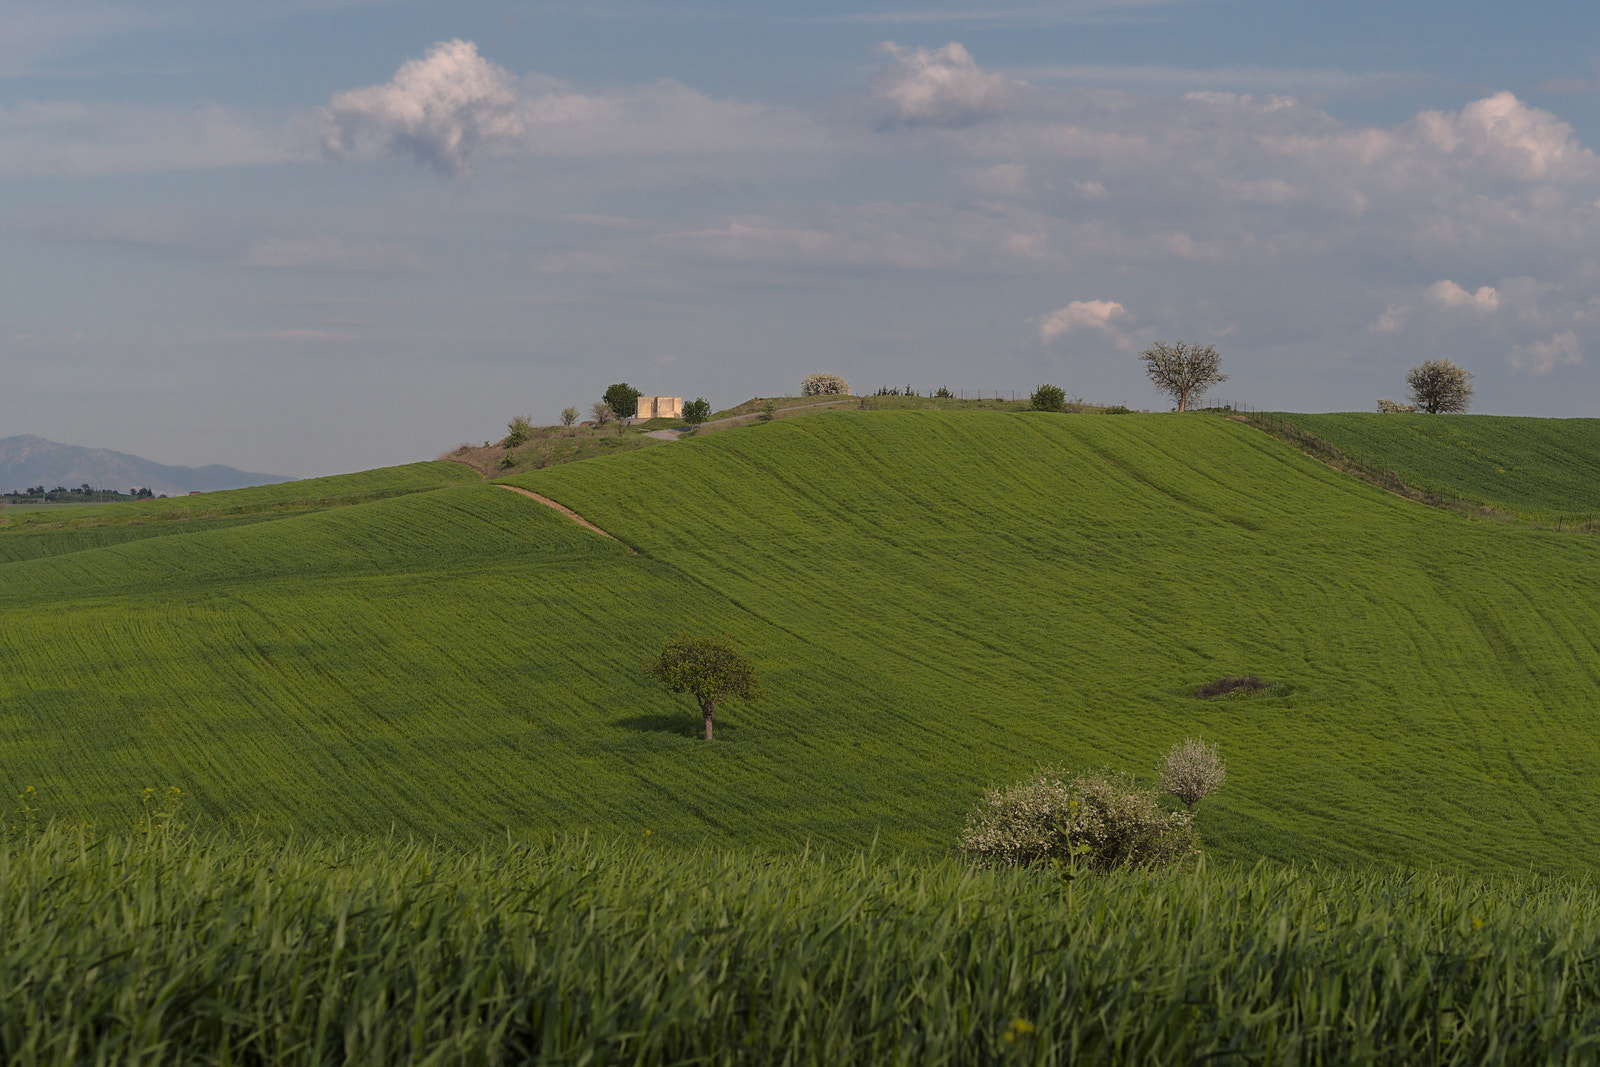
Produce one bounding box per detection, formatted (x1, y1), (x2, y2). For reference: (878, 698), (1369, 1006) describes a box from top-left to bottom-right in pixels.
(703, 700), (715, 741)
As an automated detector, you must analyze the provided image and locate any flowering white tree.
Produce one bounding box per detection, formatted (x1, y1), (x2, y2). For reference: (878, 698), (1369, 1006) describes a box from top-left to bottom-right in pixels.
(801, 373), (851, 396)
(1139, 341), (1228, 412)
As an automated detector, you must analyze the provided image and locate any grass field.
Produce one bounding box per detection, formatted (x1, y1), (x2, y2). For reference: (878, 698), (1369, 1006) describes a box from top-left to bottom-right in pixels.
(6, 410), (1600, 878)
(7, 827), (1600, 1065)
(1274, 412), (1600, 523)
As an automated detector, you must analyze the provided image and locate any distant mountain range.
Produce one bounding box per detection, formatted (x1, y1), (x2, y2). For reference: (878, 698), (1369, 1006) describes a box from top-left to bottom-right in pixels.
(0, 435), (294, 497)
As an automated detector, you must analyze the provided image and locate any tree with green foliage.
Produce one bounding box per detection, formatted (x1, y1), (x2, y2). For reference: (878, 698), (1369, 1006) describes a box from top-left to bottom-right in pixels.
(560, 406), (579, 427)
(1405, 359), (1475, 414)
(1139, 341), (1228, 412)
(1031, 384), (1066, 412)
(682, 398), (712, 426)
(644, 635), (762, 741)
(504, 415), (532, 448)
(603, 383), (643, 420)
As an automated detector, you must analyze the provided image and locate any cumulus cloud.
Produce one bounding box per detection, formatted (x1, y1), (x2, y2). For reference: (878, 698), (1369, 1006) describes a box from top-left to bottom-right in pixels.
(319, 39), (526, 177)
(1371, 303), (1411, 333)
(870, 42), (1020, 128)
(1509, 331), (1584, 374)
(1428, 279), (1500, 312)
(313, 40), (826, 177)
(1408, 92), (1600, 182)
(1039, 300), (1127, 344)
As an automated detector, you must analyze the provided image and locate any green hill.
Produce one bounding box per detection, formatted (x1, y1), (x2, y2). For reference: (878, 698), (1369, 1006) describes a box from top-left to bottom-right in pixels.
(1274, 412), (1600, 523)
(4, 412), (1600, 876)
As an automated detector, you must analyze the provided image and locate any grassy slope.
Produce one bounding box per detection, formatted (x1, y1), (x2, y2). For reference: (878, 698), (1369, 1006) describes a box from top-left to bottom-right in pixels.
(1282, 412), (1600, 521)
(4, 413), (1600, 877)
(0, 461), (476, 539)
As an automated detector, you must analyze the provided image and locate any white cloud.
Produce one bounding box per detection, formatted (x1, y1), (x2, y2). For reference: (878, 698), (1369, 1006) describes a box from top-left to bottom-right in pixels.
(1408, 92), (1600, 182)
(319, 39), (525, 177)
(1428, 279), (1500, 312)
(240, 237), (423, 273)
(1509, 331), (1584, 374)
(870, 42), (1020, 128)
(1371, 303), (1411, 333)
(1039, 299), (1126, 343)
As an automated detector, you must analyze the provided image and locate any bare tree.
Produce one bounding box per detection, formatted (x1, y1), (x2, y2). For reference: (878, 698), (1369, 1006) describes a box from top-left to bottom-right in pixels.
(1139, 341), (1229, 412)
(589, 401), (614, 429)
(1159, 737), (1226, 814)
(1405, 359), (1475, 414)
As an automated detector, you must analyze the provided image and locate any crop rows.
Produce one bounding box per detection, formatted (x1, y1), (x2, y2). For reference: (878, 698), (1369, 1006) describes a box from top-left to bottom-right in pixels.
(5, 413), (1600, 874)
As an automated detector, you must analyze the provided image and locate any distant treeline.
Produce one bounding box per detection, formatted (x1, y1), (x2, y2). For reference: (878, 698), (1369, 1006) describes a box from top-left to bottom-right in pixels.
(3, 485), (160, 504)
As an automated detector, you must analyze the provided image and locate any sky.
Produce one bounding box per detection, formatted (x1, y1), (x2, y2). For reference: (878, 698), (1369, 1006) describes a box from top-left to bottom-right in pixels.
(5, 1), (1600, 477)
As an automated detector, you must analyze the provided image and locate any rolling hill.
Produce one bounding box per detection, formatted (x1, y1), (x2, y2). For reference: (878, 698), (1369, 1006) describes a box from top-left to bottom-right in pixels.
(4, 410), (1600, 878)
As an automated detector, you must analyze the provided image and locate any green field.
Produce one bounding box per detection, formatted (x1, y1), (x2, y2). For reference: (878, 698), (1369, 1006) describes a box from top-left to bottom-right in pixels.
(1276, 412), (1600, 523)
(5, 410), (1600, 877)
(8, 826), (1600, 1065)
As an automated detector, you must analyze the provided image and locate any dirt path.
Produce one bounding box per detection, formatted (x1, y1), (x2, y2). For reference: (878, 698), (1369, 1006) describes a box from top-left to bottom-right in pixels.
(496, 485), (633, 551)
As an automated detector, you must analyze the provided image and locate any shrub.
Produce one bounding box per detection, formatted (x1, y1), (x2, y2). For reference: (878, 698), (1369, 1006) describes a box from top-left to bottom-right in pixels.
(495, 453), (517, 470)
(1031, 384), (1066, 412)
(504, 415), (532, 448)
(1159, 738), (1226, 813)
(757, 399), (778, 423)
(589, 401), (614, 429)
(959, 766), (1195, 872)
(560, 406), (579, 427)
(1101, 405), (1132, 415)
(935, 386), (953, 398)
(1376, 398), (1418, 414)
(801, 373), (851, 396)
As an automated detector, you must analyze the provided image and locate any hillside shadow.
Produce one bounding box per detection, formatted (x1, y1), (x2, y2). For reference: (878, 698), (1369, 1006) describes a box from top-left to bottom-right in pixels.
(613, 713), (741, 739)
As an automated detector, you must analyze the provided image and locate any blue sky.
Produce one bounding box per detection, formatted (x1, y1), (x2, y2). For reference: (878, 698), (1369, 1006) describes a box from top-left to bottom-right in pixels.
(5, 1), (1600, 476)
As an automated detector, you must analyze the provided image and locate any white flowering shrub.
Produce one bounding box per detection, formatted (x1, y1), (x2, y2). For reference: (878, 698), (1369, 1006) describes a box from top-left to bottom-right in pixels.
(801, 373), (851, 397)
(1376, 398), (1418, 414)
(1159, 738), (1226, 814)
(960, 766), (1195, 872)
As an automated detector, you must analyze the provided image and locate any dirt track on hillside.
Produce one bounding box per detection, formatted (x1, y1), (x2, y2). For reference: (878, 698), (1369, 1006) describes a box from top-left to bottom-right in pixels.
(496, 485), (633, 551)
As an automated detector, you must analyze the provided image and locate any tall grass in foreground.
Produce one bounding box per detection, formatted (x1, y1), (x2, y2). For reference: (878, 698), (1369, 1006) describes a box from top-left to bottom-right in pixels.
(5, 828), (1600, 1064)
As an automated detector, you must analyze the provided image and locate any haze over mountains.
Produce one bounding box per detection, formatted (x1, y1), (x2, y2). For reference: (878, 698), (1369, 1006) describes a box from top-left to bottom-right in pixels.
(0, 435), (293, 497)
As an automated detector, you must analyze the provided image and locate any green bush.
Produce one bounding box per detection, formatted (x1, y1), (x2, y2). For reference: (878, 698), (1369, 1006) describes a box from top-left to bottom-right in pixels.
(504, 415), (532, 448)
(959, 766), (1194, 872)
(1030, 384), (1066, 412)
(1101, 405), (1132, 415)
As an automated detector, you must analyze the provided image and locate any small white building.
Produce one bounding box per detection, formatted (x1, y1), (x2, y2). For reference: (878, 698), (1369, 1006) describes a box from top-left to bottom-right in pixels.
(635, 396), (683, 419)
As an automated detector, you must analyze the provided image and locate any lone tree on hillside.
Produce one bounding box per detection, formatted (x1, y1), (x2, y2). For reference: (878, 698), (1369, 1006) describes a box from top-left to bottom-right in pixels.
(603, 383), (642, 420)
(644, 635), (762, 741)
(682, 398), (712, 426)
(1139, 341), (1228, 412)
(1031, 384), (1066, 412)
(1158, 737), (1226, 814)
(1405, 359), (1475, 414)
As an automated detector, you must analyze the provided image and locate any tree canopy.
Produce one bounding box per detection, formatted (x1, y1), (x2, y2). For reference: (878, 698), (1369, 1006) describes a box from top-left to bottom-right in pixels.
(1405, 360), (1475, 414)
(682, 398), (712, 426)
(1139, 341), (1228, 412)
(644, 635), (761, 741)
(603, 383), (643, 419)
